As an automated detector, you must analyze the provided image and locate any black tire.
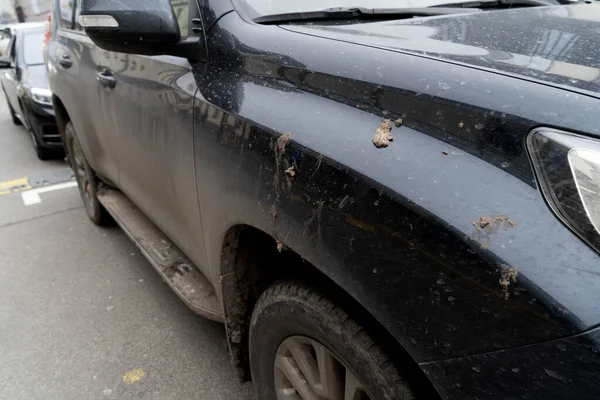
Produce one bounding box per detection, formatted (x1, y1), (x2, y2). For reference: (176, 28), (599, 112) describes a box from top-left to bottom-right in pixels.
(64, 121), (111, 225)
(249, 281), (415, 400)
(5, 94), (22, 125)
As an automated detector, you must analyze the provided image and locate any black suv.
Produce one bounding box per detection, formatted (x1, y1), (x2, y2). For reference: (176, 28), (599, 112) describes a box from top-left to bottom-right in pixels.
(47, 0), (600, 399)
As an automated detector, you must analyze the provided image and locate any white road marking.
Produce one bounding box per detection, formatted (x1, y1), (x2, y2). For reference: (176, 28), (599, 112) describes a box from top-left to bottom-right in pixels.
(21, 181), (78, 206)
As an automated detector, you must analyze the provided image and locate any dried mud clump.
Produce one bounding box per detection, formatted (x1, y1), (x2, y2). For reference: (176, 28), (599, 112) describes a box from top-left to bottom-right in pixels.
(475, 216), (492, 229)
(471, 215), (517, 249)
(373, 119), (394, 148)
(499, 264), (519, 290)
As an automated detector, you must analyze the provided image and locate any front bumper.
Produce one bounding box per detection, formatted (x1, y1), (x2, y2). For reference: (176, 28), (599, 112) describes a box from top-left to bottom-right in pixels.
(26, 100), (62, 149)
(422, 326), (600, 399)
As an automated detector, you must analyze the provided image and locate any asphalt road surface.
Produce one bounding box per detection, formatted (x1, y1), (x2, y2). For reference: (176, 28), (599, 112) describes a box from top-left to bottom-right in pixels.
(0, 95), (254, 400)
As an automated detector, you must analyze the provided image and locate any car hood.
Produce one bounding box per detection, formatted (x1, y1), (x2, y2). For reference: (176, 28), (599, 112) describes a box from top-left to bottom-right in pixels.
(23, 64), (50, 90)
(282, 4), (600, 97)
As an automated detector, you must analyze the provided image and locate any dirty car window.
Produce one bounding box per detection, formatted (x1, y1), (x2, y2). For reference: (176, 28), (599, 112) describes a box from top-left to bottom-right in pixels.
(240, 0), (451, 16)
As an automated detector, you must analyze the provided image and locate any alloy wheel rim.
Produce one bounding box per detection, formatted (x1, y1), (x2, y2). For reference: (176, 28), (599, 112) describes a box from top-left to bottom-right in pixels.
(274, 336), (370, 400)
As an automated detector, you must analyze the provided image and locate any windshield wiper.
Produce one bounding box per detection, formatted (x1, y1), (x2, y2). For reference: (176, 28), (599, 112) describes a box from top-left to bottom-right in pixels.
(253, 6), (481, 24)
(431, 0), (553, 8)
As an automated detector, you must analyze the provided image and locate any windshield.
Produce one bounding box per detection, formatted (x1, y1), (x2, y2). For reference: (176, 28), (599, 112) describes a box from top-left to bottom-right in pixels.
(239, 0), (470, 16)
(23, 29), (44, 66)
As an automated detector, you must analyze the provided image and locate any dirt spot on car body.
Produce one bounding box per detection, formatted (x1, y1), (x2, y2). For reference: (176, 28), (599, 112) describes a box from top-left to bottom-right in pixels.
(471, 215), (516, 248)
(304, 200), (325, 239)
(499, 264), (518, 290)
(475, 216), (492, 229)
(285, 166), (296, 189)
(276, 132), (292, 156)
(373, 119), (393, 148)
(273, 132), (293, 191)
(271, 133), (293, 228)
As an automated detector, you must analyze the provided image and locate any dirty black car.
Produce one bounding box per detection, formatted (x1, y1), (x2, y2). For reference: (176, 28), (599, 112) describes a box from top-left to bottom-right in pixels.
(46, 0), (600, 398)
(1, 24), (61, 160)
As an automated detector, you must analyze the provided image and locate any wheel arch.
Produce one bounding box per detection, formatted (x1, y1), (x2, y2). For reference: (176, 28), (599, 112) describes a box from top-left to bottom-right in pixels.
(218, 223), (439, 397)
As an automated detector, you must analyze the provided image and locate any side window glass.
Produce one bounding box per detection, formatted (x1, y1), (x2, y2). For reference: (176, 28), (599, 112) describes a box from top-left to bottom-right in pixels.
(59, 0), (76, 29)
(170, 0), (190, 38)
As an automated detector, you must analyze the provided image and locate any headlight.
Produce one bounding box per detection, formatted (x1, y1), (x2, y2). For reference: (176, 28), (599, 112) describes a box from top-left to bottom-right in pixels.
(528, 128), (600, 252)
(30, 87), (53, 106)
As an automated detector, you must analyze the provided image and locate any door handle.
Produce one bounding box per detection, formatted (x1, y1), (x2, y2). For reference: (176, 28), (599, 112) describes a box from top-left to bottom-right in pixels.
(97, 70), (116, 88)
(58, 54), (72, 68)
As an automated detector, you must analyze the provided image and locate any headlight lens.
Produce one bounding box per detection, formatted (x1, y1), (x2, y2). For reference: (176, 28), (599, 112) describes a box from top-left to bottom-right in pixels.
(528, 128), (600, 252)
(569, 149), (600, 234)
(30, 87), (52, 106)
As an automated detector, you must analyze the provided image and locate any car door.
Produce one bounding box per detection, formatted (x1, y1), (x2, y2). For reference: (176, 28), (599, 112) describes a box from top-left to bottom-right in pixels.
(96, 1), (210, 273)
(46, 0), (120, 184)
(2, 35), (20, 115)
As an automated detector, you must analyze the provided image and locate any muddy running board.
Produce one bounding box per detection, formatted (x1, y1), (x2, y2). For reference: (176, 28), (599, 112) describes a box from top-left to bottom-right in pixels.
(97, 187), (224, 322)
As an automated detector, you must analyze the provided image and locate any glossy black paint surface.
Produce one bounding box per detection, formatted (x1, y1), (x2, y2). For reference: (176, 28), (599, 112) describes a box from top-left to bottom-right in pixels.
(194, 4), (600, 396)
(196, 3), (600, 354)
(198, 0), (234, 30)
(23, 98), (60, 149)
(284, 4), (600, 97)
(421, 325), (600, 399)
(81, 0), (185, 56)
(48, 1), (600, 398)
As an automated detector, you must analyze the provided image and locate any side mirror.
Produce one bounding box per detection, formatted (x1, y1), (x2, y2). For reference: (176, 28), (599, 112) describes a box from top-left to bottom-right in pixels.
(80, 0), (203, 60)
(0, 56), (10, 69)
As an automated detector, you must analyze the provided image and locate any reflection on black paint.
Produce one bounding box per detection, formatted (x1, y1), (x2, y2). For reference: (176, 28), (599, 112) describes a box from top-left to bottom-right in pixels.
(189, 8), (600, 366)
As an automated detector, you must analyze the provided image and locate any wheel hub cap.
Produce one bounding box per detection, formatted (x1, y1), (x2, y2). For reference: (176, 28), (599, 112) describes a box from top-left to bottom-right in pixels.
(274, 336), (370, 400)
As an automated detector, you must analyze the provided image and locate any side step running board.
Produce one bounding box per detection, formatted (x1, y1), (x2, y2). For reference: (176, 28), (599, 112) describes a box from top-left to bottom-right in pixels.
(98, 187), (223, 322)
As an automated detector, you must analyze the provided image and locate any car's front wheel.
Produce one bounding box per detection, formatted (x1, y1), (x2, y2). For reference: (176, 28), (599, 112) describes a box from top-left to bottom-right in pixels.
(64, 121), (110, 225)
(249, 281), (415, 400)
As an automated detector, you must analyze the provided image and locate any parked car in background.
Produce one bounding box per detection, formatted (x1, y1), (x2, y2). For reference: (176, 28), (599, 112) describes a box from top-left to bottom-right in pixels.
(48, 0), (600, 399)
(1, 23), (61, 160)
(0, 22), (44, 56)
